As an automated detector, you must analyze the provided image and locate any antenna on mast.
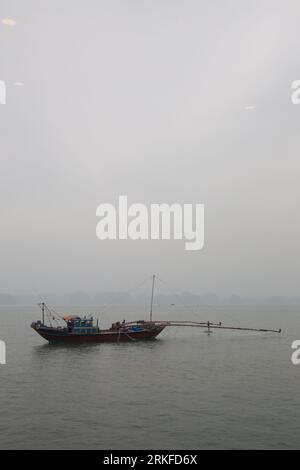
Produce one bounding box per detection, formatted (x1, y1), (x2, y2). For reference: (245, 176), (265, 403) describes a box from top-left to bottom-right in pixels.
(150, 274), (155, 322)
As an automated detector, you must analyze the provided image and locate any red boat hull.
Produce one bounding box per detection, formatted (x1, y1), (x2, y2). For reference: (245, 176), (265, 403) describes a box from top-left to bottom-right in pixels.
(31, 324), (166, 343)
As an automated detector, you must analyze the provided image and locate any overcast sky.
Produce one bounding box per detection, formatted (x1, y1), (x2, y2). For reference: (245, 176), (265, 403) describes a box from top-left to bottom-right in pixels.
(0, 0), (299, 298)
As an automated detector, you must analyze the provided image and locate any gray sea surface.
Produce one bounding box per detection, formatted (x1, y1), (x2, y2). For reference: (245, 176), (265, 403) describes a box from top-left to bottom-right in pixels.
(0, 304), (299, 449)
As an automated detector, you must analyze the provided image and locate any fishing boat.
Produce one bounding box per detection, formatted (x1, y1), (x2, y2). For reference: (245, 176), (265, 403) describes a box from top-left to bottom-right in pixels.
(31, 275), (281, 343)
(31, 275), (165, 343)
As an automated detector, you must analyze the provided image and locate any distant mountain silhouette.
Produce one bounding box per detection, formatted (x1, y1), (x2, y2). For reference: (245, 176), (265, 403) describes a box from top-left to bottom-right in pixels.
(0, 293), (16, 304)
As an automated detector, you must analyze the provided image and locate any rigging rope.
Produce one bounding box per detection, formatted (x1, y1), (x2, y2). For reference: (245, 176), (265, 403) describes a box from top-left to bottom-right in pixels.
(156, 276), (214, 323)
(99, 275), (153, 315)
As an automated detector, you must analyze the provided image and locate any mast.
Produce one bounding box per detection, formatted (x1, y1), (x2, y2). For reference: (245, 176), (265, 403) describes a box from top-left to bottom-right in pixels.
(150, 274), (155, 322)
(41, 302), (45, 324)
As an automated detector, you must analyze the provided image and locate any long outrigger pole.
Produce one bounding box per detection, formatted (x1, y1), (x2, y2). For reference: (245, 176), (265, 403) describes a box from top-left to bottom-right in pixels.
(160, 320), (281, 334)
(124, 319), (281, 334)
(146, 274), (281, 334)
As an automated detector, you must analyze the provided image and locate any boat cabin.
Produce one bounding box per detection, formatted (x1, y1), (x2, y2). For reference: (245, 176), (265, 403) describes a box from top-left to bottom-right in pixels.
(63, 315), (98, 334)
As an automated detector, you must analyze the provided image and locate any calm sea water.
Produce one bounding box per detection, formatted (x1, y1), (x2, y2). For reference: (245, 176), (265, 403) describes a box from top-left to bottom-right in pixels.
(0, 304), (299, 449)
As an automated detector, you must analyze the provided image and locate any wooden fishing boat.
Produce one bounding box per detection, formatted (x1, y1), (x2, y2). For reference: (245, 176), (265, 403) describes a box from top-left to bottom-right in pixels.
(31, 316), (166, 343)
(31, 275), (281, 344)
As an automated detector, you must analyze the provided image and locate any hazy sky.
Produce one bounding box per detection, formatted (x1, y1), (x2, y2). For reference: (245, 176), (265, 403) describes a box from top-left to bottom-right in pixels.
(0, 0), (299, 297)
